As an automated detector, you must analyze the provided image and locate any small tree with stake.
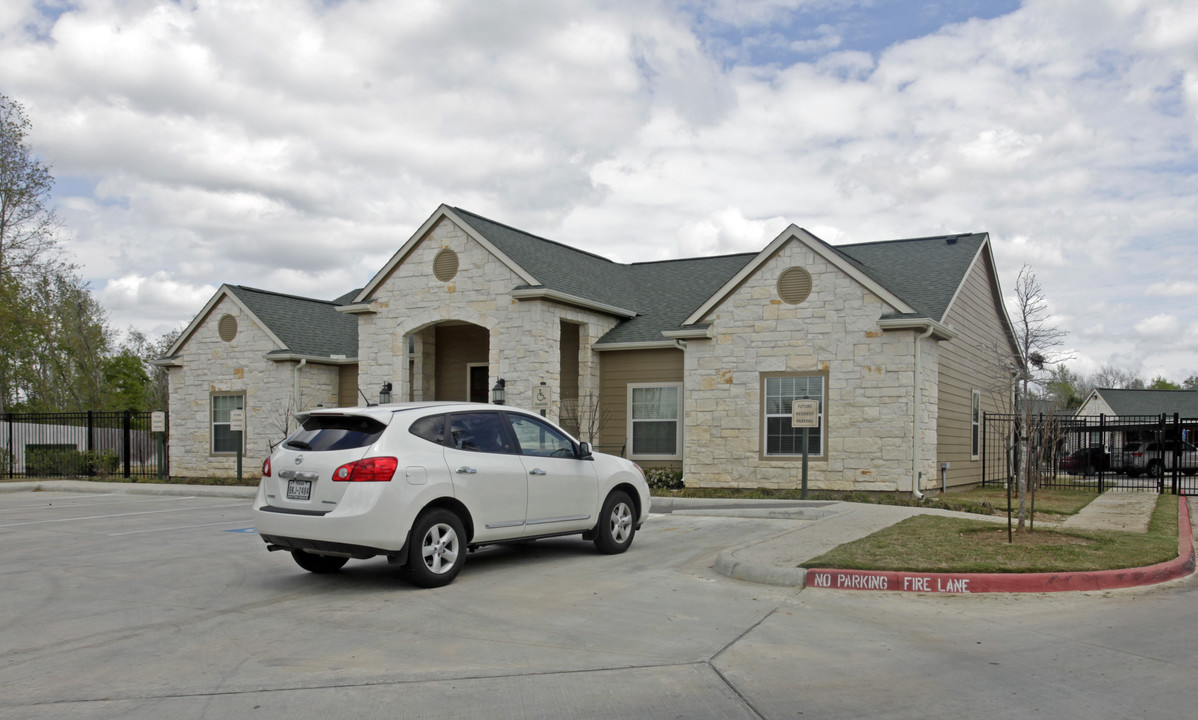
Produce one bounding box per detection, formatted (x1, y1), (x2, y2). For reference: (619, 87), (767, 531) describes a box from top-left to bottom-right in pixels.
(1010, 265), (1070, 533)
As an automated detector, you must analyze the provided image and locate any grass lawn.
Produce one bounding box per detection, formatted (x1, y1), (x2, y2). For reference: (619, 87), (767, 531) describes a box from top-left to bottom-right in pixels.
(655, 485), (1097, 520)
(800, 494), (1181, 573)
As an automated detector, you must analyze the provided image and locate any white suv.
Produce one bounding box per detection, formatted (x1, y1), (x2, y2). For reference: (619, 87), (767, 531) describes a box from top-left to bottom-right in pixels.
(252, 402), (650, 587)
(1121, 440), (1198, 478)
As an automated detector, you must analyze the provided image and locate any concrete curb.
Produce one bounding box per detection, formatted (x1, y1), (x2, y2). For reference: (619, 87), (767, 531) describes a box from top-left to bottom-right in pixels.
(715, 546), (808, 587)
(804, 497), (1195, 594)
(0, 479), (258, 499)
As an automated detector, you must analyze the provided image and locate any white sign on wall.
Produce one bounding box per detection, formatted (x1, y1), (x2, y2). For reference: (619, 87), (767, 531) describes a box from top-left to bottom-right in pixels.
(229, 409), (245, 432)
(150, 411), (166, 432)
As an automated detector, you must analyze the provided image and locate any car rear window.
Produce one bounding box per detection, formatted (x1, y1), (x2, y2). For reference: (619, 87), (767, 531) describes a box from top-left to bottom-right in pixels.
(284, 415), (386, 452)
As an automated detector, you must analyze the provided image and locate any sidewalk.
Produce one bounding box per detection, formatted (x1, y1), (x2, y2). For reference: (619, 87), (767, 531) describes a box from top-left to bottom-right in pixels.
(705, 491), (1195, 593)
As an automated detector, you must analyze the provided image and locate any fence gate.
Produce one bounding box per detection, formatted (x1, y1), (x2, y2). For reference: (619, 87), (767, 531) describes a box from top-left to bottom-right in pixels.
(983, 412), (1198, 495)
(2, 411), (169, 480)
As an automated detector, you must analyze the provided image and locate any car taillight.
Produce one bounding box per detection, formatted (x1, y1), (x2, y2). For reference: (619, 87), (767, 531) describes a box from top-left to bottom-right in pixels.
(333, 456), (398, 482)
(262, 457), (272, 477)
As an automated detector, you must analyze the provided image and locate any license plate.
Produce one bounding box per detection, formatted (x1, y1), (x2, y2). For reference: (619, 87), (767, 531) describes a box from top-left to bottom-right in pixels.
(286, 479), (312, 500)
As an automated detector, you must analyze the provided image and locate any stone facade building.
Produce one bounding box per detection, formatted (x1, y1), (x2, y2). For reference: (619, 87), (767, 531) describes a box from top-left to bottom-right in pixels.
(159, 204), (1019, 491)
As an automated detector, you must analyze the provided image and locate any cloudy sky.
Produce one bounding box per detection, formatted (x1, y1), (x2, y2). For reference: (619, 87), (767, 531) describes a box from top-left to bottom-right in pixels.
(3, 0), (1197, 383)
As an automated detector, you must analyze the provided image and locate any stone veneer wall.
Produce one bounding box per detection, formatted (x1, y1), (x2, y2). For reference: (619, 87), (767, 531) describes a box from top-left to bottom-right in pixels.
(167, 296), (341, 477)
(681, 239), (941, 491)
(356, 217), (620, 423)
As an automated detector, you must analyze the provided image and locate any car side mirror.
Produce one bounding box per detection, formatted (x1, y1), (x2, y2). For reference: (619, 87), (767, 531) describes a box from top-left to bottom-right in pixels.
(578, 441), (594, 460)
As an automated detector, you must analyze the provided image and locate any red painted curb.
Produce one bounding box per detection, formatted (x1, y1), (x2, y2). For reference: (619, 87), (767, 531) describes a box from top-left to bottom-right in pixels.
(805, 497), (1195, 594)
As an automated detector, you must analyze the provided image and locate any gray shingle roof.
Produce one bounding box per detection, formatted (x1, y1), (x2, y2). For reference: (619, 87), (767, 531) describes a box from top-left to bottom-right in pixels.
(451, 208), (641, 311)
(227, 286), (358, 359)
(829, 233), (987, 322)
(454, 208), (986, 343)
(452, 207), (756, 344)
(1092, 388), (1198, 417)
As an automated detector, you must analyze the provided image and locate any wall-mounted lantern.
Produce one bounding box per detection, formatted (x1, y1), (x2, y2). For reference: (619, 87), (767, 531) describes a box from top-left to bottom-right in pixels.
(379, 381), (393, 404)
(491, 378), (506, 405)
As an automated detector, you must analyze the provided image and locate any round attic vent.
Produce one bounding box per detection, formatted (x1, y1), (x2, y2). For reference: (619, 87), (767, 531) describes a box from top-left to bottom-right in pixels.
(433, 248), (459, 282)
(218, 314), (238, 342)
(777, 267), (813, 305)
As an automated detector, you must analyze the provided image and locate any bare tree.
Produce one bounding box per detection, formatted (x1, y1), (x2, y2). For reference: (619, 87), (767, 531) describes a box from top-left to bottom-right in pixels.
(1010, 265), (1071, 531)
(559, 391), (611, 446)
(1088, 365), (1145, 391)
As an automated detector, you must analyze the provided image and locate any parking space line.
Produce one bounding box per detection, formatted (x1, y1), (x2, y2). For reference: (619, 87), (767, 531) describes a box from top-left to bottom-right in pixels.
(108, 520), (252, 536)
(0, 502), (247, 528)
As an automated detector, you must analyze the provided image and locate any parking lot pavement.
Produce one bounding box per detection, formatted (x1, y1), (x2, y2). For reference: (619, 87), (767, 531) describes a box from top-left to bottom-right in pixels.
(0, 490), (795, 720)
(6, 489), (1198, 720)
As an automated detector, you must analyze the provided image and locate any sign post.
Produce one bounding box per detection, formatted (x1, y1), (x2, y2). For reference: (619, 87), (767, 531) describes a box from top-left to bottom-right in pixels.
(533, 382), (552, 418)
(151, 411), (167, 480)
(229, 409), (245, 481)
(791, 400), (819, 499)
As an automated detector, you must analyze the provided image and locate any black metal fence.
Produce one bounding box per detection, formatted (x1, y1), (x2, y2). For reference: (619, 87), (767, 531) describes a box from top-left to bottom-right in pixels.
(982, 412), (1198, 495)
(2, 411), (169, 480)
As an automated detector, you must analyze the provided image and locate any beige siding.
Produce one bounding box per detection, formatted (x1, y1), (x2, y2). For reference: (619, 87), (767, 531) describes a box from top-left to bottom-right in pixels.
(598, 348), (684, 468)
(433, 324), (489, 401)
(338, 365), (359, 407)
(937, 249), (1017, 488)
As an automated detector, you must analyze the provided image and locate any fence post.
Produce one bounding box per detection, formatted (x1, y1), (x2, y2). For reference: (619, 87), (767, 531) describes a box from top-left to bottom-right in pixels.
(123, 410), (132, 480)
(1172, 413), (1181, 495)
(6, 415), (12, 479)
(981, 412), (987, 487)
(1098, 414), (1106, 493)
(86, 410), (95, 477)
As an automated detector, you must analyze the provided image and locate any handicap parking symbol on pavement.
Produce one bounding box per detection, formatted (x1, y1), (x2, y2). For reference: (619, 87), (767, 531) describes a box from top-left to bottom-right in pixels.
(225, 527), (258, 534)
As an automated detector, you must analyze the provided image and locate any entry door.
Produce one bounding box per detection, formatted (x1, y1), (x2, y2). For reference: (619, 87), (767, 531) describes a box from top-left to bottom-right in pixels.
(468, 365), (489, 404)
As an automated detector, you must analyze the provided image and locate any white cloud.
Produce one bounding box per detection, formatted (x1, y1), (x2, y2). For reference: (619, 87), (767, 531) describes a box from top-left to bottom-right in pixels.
(1146, 280), (1198, 297)
(2, 0), (1198, 381)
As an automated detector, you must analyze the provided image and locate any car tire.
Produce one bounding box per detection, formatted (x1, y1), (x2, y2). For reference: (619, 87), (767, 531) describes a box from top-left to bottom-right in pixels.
(593, 490), (636, 555)
(291, 550), (349, 574)
(1147, 461), (1164, 478)
(406, 509), (466, 588)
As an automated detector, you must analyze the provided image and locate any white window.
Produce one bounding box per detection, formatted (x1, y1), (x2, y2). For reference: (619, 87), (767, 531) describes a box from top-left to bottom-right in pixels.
(971, 390), (981, 460)
(627, 384), (682, 459)
(212, 394), (245, 454)
(763, 375), (825, 457)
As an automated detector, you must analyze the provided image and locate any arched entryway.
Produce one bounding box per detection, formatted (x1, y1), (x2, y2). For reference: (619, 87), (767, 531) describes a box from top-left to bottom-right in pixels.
(407, 321), (491, 403)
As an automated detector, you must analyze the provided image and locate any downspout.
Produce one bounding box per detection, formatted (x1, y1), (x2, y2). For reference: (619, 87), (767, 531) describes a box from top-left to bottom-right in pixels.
(293, 358), (306, 412)
(672, 338), (687, 485)
(912, 325), (935, 500)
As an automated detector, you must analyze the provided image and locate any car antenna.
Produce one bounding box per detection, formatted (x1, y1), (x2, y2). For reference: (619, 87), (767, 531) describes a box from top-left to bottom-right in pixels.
(358, 387), (376, 407)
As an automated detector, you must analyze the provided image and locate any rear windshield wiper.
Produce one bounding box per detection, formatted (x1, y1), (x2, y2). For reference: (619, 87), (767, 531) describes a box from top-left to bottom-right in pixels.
(285, 440), (313, 450)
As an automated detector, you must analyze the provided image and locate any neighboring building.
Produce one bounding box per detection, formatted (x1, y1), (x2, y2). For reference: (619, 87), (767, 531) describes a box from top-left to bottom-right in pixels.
(154, 285), (359, 477)
(160, 204), (1019, 491)
(1076, 388), (1198, 419)
(1075, 388), (1198, 447)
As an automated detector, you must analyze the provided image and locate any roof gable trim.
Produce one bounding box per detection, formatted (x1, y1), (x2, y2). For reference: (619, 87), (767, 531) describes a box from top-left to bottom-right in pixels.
(510, 287), (637, 318)
(165, 285), (288, 358)
(354, 205), (538, 303)
(682, 226), (916, 326)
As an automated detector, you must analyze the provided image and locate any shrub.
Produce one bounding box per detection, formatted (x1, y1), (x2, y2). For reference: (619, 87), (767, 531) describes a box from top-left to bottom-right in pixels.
(24, 445), (119, 477)
(643, 467), (684, 491)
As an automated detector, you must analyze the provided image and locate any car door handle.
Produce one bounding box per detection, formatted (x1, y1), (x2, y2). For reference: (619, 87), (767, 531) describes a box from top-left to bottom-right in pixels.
(456, 467), (478, 474)
(529, 468), (547, 476)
